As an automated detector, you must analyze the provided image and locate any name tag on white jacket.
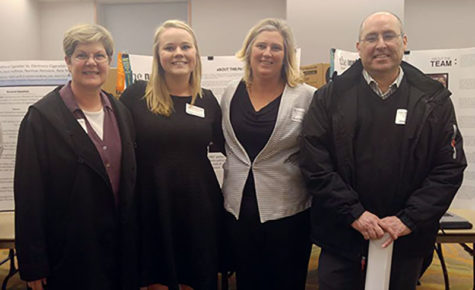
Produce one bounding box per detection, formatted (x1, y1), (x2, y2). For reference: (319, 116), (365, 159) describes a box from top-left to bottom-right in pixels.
(291, 107), (305, 122)
(186, 103), (205, 118)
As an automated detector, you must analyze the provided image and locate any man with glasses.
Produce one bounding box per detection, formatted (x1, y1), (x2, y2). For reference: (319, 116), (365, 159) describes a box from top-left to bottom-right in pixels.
(300, 11), (466, 290)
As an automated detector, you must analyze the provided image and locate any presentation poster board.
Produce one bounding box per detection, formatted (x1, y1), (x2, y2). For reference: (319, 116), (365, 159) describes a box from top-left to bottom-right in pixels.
(332, 47), (475, 209)
(0, 61), (69, 211)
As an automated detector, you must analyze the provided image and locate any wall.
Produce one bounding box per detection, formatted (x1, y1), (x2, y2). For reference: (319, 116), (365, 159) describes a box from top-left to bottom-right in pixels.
(39, 2), (96, 60)
(405, 0), (475, 51)
(287, 0), (404, 65)
(98, 2), (188, 58)
(191, 0), (286, 57)
(3, 0), (475, 63)
(17, 0), (286, 60)
(0, 0), (40, 60)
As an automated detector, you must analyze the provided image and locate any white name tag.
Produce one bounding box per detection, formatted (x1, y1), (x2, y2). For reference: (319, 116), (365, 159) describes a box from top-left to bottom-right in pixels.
(395, 109), (407, 125)
(77, 118), (87, 132)
(291, 107), (305, 122)
(186, 103), (205, 118)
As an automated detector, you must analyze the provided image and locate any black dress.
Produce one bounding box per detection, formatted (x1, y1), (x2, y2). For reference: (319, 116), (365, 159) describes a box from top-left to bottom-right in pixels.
(120, 81), (224, 290)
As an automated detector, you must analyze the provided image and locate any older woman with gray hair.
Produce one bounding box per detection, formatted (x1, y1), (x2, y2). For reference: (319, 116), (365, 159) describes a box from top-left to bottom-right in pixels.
(14, 24), (138, 290)
(221, 18), (316, 290)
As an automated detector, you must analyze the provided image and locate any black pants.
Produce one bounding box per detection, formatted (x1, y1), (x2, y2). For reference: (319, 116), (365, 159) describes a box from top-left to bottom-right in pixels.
(318, 248), (424, 290)
(226, 209), (311, 290)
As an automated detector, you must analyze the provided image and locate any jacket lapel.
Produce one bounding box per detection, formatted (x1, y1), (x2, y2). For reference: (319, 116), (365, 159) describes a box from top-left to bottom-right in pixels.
(223, 81), (252, 165)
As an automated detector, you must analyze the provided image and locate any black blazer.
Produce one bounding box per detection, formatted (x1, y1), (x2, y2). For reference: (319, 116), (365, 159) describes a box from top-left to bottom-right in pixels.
(14, 86), (139, 290)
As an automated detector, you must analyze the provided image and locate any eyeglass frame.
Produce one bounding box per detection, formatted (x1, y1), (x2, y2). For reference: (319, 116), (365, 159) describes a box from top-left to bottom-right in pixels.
(71, 52), (110, 63)
(359, 32), (404, 44)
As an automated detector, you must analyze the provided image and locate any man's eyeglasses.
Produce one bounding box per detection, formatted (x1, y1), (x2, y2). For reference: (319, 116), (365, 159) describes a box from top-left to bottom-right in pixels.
(361, 32), (402, 44)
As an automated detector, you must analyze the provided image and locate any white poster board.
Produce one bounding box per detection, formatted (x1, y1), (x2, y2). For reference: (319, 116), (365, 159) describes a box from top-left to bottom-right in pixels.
(0, 61), (69, 211)
(331, 47), (475, 209)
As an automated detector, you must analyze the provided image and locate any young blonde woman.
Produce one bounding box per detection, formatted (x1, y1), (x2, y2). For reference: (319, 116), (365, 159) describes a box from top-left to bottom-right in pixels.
(120, 20), (224, 290)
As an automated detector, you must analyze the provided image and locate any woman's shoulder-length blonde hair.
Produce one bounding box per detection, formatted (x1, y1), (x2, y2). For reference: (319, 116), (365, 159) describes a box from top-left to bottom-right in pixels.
(236, 18), (302, 88)
(145, 19), (202, 116)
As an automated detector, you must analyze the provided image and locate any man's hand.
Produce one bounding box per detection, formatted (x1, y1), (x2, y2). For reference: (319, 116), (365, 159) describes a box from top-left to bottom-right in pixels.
(27, 278), (47, 290)
(351, 211), (385, 240)
(378, 216), (412, 248)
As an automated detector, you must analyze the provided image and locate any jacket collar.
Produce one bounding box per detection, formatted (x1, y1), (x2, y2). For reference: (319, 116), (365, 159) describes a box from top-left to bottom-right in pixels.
(335, 59), (450, 104)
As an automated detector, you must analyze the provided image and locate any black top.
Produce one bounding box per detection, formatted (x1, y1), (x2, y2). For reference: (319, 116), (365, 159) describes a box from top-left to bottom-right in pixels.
(354, 76), (410, 217)
(230, 81), (282, 161)
(120, 81), (224, 289)
(230, 81), (282, 219)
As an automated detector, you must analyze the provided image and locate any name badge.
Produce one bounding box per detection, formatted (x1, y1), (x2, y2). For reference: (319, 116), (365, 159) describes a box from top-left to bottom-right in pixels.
(291, 107), (305, 122)
(395, 109), (407, 125)
(77, 118), (87, 132)
(186, 103), (205, 118)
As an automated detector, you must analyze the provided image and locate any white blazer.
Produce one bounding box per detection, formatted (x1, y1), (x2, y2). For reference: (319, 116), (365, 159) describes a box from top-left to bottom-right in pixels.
(221, 80), (317, 223)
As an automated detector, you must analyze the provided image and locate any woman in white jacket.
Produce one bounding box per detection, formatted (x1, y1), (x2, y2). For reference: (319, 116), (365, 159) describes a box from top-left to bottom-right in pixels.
(221, 18), (316, 290)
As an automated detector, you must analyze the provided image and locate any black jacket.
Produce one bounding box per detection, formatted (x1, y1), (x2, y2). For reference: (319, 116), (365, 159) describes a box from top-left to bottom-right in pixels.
(300, 60), (466, 260)
(14, 86), (139, 289)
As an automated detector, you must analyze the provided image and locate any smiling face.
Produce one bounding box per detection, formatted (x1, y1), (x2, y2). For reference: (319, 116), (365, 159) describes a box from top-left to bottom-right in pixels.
(158, 27), (197, 79)
(249, 30), (285, 81)
(65, 41), (110, 92)
(357, 13), (407, 79)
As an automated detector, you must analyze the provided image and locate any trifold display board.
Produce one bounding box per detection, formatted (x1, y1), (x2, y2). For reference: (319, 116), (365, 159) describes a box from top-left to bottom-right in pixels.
(332, 47), (475, 209)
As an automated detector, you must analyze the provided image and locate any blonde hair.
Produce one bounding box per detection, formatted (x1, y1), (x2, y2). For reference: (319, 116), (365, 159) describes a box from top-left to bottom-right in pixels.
(236, 18), (302, 87)
(63, 24), (114, 58)
(145, 20), (202, 116)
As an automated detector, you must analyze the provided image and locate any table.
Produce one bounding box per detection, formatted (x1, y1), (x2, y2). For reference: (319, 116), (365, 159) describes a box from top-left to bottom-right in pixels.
(436, 209), (475, 290)
(0, 211), (16, 290)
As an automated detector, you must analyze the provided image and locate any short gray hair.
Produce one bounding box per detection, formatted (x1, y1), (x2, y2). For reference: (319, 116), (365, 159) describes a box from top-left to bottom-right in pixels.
(63, 24), (114, 58)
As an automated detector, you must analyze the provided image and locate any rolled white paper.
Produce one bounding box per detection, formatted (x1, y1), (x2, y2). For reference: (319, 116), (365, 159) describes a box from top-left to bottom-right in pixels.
(365, 233), (394, 290)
